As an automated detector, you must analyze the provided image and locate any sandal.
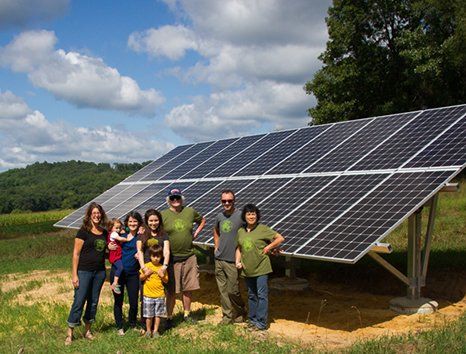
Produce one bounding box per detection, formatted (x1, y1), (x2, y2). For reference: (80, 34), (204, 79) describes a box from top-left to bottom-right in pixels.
(84, 331), (95, 340)
(64, 335), (73, 346)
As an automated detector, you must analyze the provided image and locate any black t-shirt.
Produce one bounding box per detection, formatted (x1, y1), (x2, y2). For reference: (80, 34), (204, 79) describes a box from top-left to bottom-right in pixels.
(76, 228), (108, 271)
(139, 233), (170, 263)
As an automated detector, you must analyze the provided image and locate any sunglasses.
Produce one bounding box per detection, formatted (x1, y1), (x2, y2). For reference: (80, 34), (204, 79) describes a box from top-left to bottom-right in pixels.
(221, 199), (234, 204)
(169, 195), (182, 201)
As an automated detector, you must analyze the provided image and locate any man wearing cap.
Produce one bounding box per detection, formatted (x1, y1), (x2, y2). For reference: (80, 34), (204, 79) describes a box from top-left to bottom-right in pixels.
(213, 189), (246, 325)
(161, 188), (205, 325)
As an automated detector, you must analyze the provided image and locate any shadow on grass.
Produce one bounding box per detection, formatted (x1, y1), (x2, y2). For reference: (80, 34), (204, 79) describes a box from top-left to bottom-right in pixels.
(192, 250), (466, 332)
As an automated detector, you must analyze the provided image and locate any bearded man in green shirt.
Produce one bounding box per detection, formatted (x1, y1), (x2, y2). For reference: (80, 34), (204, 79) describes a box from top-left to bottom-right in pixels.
(161, 188), (205, 325)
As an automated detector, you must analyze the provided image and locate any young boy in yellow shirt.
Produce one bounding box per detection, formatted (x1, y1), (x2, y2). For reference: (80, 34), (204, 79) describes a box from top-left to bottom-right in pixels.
(140, 244), (169, 338)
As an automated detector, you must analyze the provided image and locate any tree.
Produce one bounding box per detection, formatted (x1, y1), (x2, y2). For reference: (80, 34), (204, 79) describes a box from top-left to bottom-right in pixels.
(306, 0), (466, 125)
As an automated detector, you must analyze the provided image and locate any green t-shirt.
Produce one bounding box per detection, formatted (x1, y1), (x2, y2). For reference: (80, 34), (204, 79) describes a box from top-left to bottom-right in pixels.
(237, 224), (276, 277)
(161, 207), (203, 261)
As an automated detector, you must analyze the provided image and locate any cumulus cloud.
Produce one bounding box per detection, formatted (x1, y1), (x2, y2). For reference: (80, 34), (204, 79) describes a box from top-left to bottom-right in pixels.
(0, 91), (173, 170)
(131, 0), (330, 140)
(165, 81), (311, 141)
(128, 25), (198, 60)
(0, 30), (165, 115)
(0, 0), (69, 29)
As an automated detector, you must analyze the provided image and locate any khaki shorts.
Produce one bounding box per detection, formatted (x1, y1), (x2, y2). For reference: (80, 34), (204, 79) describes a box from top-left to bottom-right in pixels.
(173, 254), (200, 293)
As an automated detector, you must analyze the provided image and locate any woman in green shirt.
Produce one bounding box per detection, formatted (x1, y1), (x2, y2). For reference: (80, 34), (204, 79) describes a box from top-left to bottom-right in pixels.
(235, 204), (284, 331)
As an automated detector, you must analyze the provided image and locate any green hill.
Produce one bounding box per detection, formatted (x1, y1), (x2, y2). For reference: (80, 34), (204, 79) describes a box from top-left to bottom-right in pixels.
(0, 160), (149, 213)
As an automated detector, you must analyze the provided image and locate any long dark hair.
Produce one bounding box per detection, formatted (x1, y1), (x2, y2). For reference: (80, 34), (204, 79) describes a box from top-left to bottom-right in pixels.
(124, 210), (143, 233)
(140, 209), (164, 247)
(82, 202), (107, 232)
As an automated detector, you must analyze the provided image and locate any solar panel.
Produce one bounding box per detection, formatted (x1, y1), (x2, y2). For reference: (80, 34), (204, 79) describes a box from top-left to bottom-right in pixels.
(206, 129), (296, 178)
(405, 115), (466, 168)
(266, 119), (370, 175)
(56, 104), (466, 265)
(294, 170), (454, 262)
(123, 144), (194, 182)
(182, 134), (266, 179)
(306, 112), (419, 173)
(234, 126), (329, 176)
(350, 105), (466, 171)
(141, 141), (215, 181)
(159, 138), (239, 180)
(274, 173), (387, 254)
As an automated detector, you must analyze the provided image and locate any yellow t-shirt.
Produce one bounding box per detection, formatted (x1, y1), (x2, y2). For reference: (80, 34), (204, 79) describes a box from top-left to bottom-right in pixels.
(140, 262), (168, 298)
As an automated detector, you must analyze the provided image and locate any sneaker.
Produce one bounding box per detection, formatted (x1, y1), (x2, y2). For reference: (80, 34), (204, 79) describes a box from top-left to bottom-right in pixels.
(117, 328), (125, 336)
(165, 319), (174, 330)
(113, 284), (121, 295)
(183, 315), (197, 324)
(152, 332), (160, 338)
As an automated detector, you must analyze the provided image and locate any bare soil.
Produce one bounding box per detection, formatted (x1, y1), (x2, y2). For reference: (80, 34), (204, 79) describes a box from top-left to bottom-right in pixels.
(2, 268), (465, 350)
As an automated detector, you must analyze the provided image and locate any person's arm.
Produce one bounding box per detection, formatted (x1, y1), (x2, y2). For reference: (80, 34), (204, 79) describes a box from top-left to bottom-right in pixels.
(193, 216), (206, 239)
(140, 270), (149, 281)
(213, 226), (220, 251)
(136, 240), (148, 272)
(112, 234), (129, 242)
(158, 240), (171, 277)
(235, 247), (243, 269)
(71, 238), (84, 288)
(263, 233), (285, 254)
(160, 270), (169, 284)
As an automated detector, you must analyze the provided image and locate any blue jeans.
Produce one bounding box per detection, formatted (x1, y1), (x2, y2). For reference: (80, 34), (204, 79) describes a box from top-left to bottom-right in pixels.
(245, 274), (268, 330)
(110, 266), (140, 329)
(67, 270), (106, 327)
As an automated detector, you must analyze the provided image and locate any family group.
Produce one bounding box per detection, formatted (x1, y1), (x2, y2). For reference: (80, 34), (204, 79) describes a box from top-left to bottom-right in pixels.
(64, 188), (285, 345)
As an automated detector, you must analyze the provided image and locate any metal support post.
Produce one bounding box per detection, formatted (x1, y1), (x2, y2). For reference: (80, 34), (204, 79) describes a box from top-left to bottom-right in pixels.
(407, 208), (422, 300)
(285, 255), (296, 279)
(421, 195), (438, 285)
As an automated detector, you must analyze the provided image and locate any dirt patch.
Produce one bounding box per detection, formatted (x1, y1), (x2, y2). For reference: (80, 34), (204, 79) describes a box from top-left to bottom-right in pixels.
(1, 269), (465, 350)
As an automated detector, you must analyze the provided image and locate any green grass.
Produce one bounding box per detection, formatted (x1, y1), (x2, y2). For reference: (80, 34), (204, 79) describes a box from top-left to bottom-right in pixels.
(0, 185), (464, 353)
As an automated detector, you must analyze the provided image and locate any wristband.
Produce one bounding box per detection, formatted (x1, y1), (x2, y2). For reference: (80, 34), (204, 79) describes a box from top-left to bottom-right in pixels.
(162, 264), (168, 270)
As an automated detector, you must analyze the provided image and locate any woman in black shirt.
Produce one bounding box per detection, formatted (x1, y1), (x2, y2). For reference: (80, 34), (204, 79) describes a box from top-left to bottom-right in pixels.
(65, 202), (108, 345)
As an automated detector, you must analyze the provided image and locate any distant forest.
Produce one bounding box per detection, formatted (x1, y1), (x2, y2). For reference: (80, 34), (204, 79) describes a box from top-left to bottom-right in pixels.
(0, 161), (149, 214)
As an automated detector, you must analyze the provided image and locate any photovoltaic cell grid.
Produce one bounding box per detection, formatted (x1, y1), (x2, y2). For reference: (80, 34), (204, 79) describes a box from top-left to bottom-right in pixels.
(350, 105), (466, 171)
(296, 170), (454, 262)
(56, 104), (466, 264)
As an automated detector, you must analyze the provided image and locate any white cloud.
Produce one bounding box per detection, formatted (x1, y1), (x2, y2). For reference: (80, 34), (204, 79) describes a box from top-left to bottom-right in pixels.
(0, 91), (173, 170)
(0, 0), (69, 29)
(133, 0), (330, 140)
(165, 81), (311, 141)
(0, 30), (165, 115)
(128, 25), (198, 60)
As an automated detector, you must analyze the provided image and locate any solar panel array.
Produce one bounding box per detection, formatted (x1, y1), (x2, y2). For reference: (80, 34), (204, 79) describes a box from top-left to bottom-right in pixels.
(56, 104), (466, 263)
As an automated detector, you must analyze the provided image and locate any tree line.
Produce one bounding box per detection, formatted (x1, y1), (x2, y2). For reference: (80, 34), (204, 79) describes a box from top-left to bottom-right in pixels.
(0, 161), (149, 214)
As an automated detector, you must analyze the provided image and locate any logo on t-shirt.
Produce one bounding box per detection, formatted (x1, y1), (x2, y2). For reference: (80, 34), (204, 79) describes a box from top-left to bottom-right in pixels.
(174, 219), (186, 232)
(220, 219), (233, 233)
(147, 238), (159, 247)
(94, 238), (106, 252)
(242, 238), (254, 252)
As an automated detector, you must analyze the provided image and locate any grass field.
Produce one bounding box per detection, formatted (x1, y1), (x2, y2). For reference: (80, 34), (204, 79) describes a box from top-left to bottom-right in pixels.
(0, 183), (464, 353)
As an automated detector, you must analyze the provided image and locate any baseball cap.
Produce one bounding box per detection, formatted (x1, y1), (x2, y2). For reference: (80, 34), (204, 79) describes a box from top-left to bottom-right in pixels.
(167, 188), (183, 197)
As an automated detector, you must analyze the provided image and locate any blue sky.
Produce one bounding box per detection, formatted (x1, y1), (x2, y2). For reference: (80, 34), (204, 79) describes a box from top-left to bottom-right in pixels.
(0, 0), (331, 171)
